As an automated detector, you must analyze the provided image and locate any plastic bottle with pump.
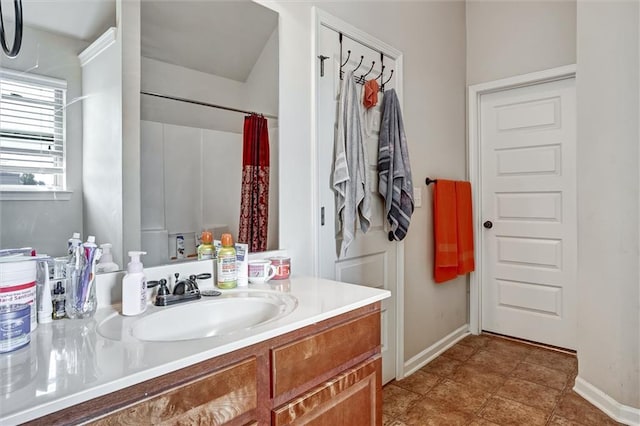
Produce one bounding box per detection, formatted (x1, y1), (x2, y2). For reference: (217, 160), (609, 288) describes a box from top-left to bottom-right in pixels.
(67, 232), (82, 256)
(96, 243), (120, 273)
(122, 251), (148, 316)
(217, 234), (237, 289)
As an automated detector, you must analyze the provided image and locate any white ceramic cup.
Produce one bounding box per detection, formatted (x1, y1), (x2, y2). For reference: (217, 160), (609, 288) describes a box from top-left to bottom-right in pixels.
(248, 260), (277, 283)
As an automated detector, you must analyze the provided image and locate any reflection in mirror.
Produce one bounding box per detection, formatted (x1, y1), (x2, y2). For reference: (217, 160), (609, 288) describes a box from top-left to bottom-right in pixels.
(0, 0), (116, 258)
(0, 0), (278, 271)
(139, 1), (279, 267)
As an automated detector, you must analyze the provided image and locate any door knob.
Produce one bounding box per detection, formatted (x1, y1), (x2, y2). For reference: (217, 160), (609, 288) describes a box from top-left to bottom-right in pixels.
(483, 220), (493, 229)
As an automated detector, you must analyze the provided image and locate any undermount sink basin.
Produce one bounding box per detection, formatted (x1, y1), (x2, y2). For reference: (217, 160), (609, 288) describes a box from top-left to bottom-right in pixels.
(97, 290), (297, 342)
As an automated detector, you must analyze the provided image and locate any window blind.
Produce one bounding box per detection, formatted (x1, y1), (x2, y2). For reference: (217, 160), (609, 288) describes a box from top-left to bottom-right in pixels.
(0, 69), (67, 189)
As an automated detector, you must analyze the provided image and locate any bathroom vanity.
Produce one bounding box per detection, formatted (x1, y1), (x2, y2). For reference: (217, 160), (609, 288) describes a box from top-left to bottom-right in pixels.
(0, 277), (389, 425)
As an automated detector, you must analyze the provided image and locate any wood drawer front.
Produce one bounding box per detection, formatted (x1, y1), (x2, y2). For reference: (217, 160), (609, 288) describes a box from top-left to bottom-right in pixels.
(272, 357), (381, 426)
(271, 311), (380, 398)
(89, 357), (257, 426)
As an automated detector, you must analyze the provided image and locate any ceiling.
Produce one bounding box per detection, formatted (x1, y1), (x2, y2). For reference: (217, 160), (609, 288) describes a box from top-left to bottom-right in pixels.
(20, 0), (116, 42)
(16, 0), (278, 82)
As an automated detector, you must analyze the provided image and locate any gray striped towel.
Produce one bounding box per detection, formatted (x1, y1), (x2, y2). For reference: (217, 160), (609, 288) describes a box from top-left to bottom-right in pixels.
(378, 89), (414, 241)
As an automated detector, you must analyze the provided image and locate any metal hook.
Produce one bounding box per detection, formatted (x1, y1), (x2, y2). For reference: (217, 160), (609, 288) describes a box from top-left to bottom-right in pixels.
(374, 65), (386, 81)
(381, 69), (394, 86)
(352, 55), (364, 74)
(358, 61), (376, 84)
(341, 50), (351, 68)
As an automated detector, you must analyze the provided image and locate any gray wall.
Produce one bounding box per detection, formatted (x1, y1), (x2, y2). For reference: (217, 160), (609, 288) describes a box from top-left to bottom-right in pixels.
(576, 0), (639, 409)
(0, 26), (87, 257)
(466, 0), (576, 85)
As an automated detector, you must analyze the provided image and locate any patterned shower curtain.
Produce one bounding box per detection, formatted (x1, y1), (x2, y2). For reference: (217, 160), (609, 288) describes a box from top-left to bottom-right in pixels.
(238, 114), (269, 252)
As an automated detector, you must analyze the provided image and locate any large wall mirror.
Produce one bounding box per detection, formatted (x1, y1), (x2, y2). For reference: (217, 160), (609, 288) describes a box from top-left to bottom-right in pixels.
(0, 0), (279, 269)
(140, 0), (279, 267)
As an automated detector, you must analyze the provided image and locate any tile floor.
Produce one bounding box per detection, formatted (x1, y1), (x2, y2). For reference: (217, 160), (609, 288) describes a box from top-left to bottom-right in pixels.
(383, 334), (622, 426)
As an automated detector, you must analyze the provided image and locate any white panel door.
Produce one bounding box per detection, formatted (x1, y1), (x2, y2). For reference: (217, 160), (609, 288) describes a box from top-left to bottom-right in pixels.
(481, 77), (577, 349)
(317, 25), (399, 384)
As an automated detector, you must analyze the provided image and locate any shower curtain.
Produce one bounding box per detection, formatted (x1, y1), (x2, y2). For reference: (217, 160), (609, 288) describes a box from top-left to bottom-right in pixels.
(238, 114), (269, 252)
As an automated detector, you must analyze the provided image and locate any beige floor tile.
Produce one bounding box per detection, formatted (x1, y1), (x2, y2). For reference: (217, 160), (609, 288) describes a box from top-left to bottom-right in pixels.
(483, 337), (533, 359)
(513, 361), (569, 390)
(425, 379), (489, 413)
(555, 391), (622, 426)
(382, 384), (421, 419)
(466, 349), (521, 375)
(459, 334), (492, 349)
(524, 347), (578, 374)
(393, 370), (441, 396)
(547, 415), (585, 426)
(478, 395), (549, 426)
(419, 355), (462, 377)
(449, 363), (507, 393)
(497, 377), (561, 412)
(397, 397), (476, 426)
(442, 343), (477, 362)
(468, 418), (502, 426)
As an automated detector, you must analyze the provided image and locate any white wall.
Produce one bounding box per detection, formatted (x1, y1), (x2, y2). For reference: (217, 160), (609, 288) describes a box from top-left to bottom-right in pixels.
(466, 0), (576, 85)
(0, 26), (86, 256)
(576, 0), (639, 410)
(264, 0), (467, 363)
(82, 0), (141, 268)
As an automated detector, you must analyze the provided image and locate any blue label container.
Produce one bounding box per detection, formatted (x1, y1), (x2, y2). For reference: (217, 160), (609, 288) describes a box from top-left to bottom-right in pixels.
(0, 304), (31, 353)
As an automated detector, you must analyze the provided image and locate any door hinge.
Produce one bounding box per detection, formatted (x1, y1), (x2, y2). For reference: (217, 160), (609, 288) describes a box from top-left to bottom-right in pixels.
(321, 206), (325, 226)
(318, 55), (329, 77)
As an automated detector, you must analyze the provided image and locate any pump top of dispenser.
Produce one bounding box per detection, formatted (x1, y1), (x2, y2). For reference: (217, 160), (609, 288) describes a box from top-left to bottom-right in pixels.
(100, 243), (113, 262)
(53, 281), (65, 295)
(127, 251), (147, 273)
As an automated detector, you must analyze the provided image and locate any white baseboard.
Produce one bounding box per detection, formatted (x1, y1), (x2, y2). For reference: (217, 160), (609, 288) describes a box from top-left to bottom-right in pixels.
(574, 376), (640, 426)
(402, 324), (470, 378)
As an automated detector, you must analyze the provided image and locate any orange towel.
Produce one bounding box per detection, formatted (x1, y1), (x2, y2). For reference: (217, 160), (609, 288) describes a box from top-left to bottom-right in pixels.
(433, 180), (475, 283)
(455, 181), (475, 275)
(434, 180), (458, 283)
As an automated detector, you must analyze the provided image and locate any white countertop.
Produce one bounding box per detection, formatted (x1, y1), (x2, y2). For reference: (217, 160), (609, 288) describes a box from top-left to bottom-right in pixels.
(0, 276), (390, 425)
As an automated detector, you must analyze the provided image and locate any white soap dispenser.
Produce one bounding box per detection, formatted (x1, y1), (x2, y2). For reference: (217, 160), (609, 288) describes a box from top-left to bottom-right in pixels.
(96, 243), (120, 273)
(122, 251), (147, 316)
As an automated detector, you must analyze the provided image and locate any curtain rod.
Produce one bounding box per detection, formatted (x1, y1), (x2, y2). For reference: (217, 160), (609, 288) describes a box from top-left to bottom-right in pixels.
(140, 91), (278, 120)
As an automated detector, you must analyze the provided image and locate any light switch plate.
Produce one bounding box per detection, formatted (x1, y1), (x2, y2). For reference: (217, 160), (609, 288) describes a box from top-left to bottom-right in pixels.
(413, 187), (422, 208)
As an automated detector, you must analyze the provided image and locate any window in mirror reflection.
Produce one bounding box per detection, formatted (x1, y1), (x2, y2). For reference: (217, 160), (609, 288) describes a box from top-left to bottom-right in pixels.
(0, 69), (67, 191)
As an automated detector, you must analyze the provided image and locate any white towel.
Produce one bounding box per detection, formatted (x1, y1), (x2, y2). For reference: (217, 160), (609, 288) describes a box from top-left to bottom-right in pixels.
(333, 70), (371, 257)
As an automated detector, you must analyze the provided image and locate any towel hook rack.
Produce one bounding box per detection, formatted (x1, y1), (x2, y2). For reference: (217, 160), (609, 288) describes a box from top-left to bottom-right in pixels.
(358, 61), (376, 84)
(341, 49), (351, 68)
(351, 55), (364, 74)
(425, 177), (438, 186)
(374, 65), (386, 81)
(381, 69), (394, 87)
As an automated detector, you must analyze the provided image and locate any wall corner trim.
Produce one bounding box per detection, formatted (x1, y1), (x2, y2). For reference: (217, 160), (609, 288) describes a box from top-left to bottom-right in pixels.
(79, 27), (117, 67)
(574, 376), (640, 426)
(402, 324), (469, 378)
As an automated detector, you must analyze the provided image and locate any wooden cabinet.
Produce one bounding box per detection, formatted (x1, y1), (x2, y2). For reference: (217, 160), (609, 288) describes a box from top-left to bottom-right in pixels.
(272, 357), (381, 426)
(28, 303), (381, 426)
(89, 357), (257, 426)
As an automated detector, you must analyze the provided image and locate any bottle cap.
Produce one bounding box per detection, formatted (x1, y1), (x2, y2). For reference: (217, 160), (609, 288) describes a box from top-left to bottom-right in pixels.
(201, 231), (213, 244)
(72, 232), (80, 239)
(221, 233), (233, 247)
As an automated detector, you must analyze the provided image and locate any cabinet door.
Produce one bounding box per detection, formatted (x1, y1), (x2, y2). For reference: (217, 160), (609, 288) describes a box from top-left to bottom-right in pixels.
(272, 357), (381, 426)
(89, 357), (257, 426)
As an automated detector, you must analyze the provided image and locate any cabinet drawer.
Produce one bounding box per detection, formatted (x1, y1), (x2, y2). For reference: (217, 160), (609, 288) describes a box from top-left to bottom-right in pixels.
(271, 311), (379, 398)
(272, 357), (381, 426)
(90, 357), (257, 426)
